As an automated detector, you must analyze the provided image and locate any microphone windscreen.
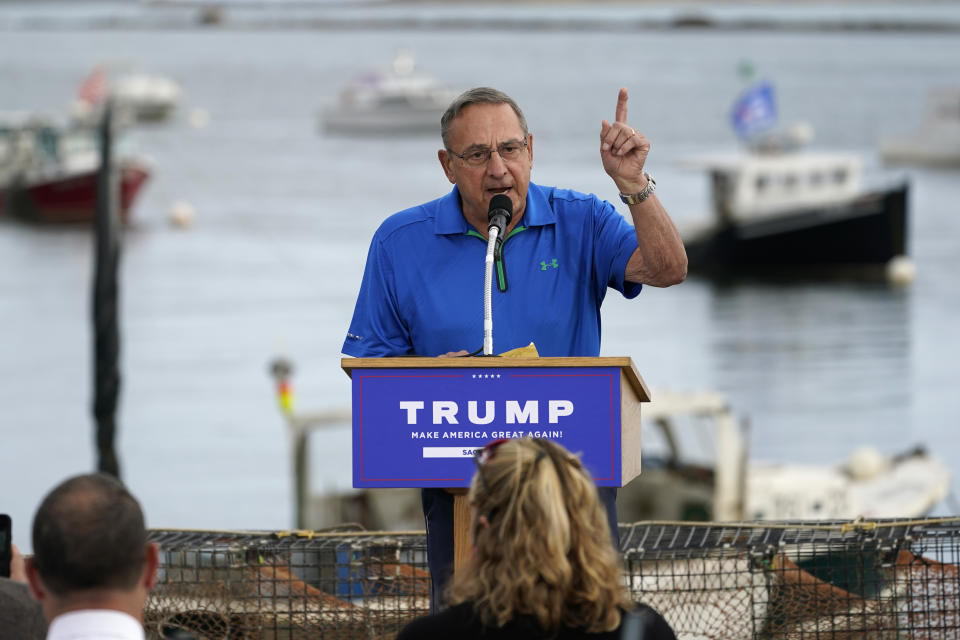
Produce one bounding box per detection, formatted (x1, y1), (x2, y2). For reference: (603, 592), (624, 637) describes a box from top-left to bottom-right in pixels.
(488, 194), (513, 221)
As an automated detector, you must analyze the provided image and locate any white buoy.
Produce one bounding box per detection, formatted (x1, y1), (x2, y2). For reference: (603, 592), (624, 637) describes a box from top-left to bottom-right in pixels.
(846, 446), (886, 481)
(168, 201), (195, 228)
(188, 108), (210, 129)
(886, 255), (916, 286)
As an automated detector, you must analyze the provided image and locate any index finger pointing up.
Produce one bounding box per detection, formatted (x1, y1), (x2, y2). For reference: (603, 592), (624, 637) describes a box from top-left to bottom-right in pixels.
(615, 87), (629, 123)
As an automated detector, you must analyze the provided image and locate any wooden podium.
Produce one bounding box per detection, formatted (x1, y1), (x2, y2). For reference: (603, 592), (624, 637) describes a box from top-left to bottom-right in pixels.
(342, 356), (650, 571)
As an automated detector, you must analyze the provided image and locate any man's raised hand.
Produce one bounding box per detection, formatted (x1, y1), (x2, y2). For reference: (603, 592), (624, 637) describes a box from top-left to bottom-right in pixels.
(600, 87), (651, 193)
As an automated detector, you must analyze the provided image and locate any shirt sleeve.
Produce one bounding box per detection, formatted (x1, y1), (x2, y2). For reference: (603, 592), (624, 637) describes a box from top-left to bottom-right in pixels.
(592, 197), (643, 300)
(341, 233), (413, 357)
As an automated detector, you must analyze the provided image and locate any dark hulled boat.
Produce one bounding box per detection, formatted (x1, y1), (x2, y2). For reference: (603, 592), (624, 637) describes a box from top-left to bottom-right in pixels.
(680, 150), (908, 277)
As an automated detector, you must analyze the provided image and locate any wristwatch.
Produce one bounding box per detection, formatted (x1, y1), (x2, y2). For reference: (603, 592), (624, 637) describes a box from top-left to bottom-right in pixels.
(619, 172), (656, 205)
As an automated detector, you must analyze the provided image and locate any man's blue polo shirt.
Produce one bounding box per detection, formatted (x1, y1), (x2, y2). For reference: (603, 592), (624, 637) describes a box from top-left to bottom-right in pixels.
(342, 182), (642, 358)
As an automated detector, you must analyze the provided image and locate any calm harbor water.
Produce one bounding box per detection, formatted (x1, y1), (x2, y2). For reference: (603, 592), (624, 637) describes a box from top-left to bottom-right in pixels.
(2, 3), (960, 550)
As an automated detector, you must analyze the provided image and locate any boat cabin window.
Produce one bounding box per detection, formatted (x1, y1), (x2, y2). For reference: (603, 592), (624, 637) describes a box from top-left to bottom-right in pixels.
(782, 174), (798, 190)
(0, 129), (13, 165)
(832, 168), (848, 184)
(755, 174), (769, 192)
(37, 127), (59, 159)
(379, 95), (413, 107)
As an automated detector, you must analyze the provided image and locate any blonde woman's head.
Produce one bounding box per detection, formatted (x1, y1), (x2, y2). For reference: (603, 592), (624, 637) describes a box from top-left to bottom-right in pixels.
(447, 437), (631, 633)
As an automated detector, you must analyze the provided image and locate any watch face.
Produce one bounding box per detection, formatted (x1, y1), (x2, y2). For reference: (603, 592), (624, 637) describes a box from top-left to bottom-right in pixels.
(621, 176), (655, 205)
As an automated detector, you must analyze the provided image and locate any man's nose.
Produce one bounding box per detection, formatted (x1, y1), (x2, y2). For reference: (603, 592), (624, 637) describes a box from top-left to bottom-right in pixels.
(486, 150), (509, 175)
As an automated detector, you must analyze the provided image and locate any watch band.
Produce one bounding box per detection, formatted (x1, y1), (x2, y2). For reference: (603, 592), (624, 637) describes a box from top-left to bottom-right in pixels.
(619, 172), (656, 205)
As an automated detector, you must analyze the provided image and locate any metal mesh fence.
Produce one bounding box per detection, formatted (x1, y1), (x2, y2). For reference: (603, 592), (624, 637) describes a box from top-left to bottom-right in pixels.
(147, 526), (428, 639)
(146, 518), (960, 639)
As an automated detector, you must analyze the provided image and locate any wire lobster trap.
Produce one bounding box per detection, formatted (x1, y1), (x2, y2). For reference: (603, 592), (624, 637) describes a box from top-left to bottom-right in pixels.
(147, 518), (960, 639)
(621, 518), (960, 639)
(146, 526), (429, 640)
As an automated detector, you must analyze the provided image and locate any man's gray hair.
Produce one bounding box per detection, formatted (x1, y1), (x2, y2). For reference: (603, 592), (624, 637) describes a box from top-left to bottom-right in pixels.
(440, 87), (529, 149)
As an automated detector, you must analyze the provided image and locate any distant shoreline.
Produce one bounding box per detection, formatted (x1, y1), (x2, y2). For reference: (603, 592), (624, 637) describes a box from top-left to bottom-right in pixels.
(8, 17), (960, 34)
(3, 1), (960, 33)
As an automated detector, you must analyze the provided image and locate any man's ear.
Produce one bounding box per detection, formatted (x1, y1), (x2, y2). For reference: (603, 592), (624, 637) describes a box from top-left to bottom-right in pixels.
(24, 557), (47, 603)
(142, 542), (160, 590)
(438, 149), (456, 184)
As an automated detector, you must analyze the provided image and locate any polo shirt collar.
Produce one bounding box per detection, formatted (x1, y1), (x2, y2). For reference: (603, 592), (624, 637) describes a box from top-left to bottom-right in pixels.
(434, 184), (557, 236)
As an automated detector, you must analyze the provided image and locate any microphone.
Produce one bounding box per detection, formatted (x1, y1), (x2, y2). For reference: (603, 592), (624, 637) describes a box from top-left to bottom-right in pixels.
(482, 195), (512, 356)
(487, 194), (513, 242)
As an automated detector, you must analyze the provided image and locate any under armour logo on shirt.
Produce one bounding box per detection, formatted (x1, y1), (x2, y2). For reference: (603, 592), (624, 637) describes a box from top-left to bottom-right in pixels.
(540, 259), (558, 271)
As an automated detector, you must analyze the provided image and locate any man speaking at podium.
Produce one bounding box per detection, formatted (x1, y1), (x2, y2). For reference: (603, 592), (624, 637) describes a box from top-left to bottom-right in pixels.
(342, 86), (687, 609)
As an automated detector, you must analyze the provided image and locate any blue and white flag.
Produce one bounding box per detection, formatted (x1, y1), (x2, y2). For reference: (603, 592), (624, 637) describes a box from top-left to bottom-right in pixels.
(729, 81), (777, 139)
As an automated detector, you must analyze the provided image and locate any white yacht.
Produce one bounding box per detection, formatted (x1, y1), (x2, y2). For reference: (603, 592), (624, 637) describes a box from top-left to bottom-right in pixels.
(880, 87), (960, 167)
(320, 51), (460, 135)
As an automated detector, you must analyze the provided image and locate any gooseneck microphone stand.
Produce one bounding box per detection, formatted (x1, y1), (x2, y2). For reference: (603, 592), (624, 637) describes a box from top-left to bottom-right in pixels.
(482, 194), (512, 356)
(483, 227), (501, 356)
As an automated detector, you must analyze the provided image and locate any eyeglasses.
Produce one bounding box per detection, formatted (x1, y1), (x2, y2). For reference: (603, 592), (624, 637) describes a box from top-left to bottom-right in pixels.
(448, 139), (528, 167)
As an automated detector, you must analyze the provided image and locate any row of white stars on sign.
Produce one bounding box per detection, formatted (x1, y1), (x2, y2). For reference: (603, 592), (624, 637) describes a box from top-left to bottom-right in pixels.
(471, 374), (502, 379)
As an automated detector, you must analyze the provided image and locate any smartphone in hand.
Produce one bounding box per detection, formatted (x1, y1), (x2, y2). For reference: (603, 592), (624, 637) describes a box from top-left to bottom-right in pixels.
(0, 514), (11, 579)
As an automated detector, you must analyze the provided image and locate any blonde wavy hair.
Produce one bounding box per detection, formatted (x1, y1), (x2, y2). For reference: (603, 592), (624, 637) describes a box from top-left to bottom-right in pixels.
(447, 437), (632, 633)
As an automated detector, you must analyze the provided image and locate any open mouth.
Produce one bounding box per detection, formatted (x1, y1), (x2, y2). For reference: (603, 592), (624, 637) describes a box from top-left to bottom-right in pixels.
(487, 187), (511, 197)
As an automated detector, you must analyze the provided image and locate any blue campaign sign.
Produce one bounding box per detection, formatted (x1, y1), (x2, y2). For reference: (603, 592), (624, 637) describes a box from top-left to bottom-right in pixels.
(351, 366), (622, 488)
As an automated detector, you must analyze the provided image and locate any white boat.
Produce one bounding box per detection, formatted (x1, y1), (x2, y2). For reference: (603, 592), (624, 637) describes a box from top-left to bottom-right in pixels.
(112, 73), (182, 122)
(880, 87), (960, 167)
(71, 67), (182, 125)
(320, 51), (460, 135)
(616, 389), (952, 522)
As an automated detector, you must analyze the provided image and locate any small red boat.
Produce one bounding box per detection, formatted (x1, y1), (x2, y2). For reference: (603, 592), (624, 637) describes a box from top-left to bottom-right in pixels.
(2, 159), (150, 224)
(0, 115), (150, 224)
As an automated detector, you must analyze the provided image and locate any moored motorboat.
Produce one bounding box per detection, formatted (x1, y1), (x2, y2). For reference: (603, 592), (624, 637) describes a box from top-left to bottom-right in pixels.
(0, 114), (150, 224)
(72, 66), (182, 125)
(616, 389), (952, 522)
(680, 79), (909, 278)
(112, 73), (182, 123)
(680, 150), (908, 276)
(4, 159), (150, 224)
(320, 50), (459, 135)
(880, 87), (960, 168)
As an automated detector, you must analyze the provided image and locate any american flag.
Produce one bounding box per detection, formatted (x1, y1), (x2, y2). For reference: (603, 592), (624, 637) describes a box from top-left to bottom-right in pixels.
(77, 66), (109, 105)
